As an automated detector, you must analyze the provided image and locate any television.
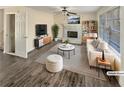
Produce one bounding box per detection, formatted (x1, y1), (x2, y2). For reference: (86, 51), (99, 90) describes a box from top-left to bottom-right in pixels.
(35, 24), (47, 36)
(68, 15), (80, 24)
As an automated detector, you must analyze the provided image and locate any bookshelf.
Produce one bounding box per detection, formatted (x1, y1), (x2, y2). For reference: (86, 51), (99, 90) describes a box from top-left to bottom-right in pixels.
(82, 20), (97, 33)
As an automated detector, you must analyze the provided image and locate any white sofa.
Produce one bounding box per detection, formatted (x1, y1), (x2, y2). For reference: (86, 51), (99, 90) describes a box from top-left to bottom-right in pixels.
(86, 39), (121, 71)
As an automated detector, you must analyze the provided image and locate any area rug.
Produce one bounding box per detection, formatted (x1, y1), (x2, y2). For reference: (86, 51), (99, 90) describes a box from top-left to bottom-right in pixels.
(35, 43), (106, 80)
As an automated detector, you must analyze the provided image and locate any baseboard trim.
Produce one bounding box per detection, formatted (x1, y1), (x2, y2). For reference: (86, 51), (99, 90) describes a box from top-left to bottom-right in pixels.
(27, 48), (35, 54)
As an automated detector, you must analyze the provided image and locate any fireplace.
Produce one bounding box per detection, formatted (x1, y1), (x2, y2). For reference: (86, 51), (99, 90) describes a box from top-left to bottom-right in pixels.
(63, 25), (82, 44)
(67, 31), (78, 38)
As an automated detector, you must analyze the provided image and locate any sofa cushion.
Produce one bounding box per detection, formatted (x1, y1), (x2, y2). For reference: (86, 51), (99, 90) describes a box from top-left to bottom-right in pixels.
(96, 38), (101, 45)
(87, 41), (95, 51)
(95, 48), (101, 52)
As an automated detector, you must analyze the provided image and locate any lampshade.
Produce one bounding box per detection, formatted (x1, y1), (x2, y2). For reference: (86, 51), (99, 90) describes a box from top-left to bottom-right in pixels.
(98, 41), (108, 50)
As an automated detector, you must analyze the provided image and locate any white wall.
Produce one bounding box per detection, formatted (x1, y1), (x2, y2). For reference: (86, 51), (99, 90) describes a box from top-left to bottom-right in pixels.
(97, 6), (124, 86)
(54, 12), (97, 39)
(80, 12), (97, 21)
(26, 8), (54, 52)
(120, 6), (124, 87)
(0, 9), (4, 49)
(53, 14), (67, 39)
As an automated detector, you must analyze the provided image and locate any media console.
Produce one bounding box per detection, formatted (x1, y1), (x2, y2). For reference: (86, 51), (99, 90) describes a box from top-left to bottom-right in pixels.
(34, 36), (52, 48)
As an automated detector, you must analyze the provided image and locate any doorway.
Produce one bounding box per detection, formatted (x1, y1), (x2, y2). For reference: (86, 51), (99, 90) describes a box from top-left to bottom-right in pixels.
(6, 14), (15, 53)
(4, 12), (27, 58)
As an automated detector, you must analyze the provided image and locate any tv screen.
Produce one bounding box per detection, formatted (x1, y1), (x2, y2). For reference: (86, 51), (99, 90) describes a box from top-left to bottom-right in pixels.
(68, 16), (80, 24)
(35, 24), (47, 36)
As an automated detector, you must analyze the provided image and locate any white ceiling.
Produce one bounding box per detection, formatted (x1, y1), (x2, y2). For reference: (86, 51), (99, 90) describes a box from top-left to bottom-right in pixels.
(28, 6), (101, 13)
(0, 6), (101, 13)
(0, 6), (9, 9)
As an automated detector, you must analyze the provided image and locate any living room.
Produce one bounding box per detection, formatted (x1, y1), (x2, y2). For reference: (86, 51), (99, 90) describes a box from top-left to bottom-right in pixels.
(0, 6), (124, 87)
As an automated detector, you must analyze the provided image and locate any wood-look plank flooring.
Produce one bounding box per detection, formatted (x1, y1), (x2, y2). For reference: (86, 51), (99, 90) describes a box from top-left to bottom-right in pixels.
(0, 41), (120, 87)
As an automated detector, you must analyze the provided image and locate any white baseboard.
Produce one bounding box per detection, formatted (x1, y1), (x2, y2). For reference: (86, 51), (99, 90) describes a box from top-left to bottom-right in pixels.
(27, 47), (35, 54)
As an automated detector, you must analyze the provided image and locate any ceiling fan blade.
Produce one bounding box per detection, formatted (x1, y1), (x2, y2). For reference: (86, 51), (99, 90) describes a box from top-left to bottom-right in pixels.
(68, 11), (77, 15)
(60, 6), (77, 16)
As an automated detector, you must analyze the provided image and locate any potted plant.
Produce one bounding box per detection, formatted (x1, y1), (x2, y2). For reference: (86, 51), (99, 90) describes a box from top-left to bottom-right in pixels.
(51, 24), (59, 41)
(63, 39), (70, 45)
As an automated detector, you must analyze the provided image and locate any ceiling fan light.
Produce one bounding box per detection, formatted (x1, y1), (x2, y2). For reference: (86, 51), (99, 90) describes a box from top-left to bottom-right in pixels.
(67, 13), (69, 16)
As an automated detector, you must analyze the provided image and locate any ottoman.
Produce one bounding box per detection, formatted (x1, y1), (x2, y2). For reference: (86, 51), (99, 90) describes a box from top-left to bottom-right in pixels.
(46, 54), (63, 72)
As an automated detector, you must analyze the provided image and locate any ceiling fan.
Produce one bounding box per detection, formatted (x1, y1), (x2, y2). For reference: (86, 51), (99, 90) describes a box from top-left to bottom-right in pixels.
(61, 7), (77, 16)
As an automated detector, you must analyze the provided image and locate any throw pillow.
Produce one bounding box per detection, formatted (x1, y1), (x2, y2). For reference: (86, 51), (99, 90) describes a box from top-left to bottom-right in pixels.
(96, 38), (102, 48)
(91, 39), (97, 48)
(96, 48), (102, 52)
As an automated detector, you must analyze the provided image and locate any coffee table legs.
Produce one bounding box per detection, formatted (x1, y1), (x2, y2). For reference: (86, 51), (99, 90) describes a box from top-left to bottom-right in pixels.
(73, 49), (75, 55)
(62, 51), (70, 59)
(57, 49), (65, 56)
(68, 51), (70, 59)
(57, 48), (59, 54)
(57, 49), (75, 59)
(63, 51), (64, 56)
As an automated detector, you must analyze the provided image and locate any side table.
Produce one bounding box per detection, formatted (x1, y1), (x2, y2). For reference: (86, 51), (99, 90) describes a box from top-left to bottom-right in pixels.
(96, 57), (112, 78)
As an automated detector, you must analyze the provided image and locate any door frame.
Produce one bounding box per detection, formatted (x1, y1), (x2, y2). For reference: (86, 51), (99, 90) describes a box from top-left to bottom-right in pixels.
(4, 10), (28, 58)
(4, 12), (17, 55)
(0, 9), (4, 50)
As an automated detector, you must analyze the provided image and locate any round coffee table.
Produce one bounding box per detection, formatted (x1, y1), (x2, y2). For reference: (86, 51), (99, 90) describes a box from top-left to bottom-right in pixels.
(57, 44), (75, 59)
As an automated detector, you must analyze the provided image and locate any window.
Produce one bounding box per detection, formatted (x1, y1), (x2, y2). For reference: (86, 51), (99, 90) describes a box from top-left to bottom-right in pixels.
(99, 7), (120, 53)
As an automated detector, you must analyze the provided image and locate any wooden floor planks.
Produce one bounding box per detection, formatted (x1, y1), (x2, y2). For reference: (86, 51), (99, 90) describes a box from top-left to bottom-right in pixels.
(0, 41), (120, 87)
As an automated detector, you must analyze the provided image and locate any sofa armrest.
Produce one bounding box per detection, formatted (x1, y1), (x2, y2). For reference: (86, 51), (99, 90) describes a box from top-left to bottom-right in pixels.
(88, 51), (102, 67)
(114, 56), (121, 71)
(104, 53), (115, 70)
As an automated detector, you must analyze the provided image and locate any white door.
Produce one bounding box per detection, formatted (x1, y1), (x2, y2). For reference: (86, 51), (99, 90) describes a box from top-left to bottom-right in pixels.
(15, 13), (27, 58)
(4, 14), (11, 53)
